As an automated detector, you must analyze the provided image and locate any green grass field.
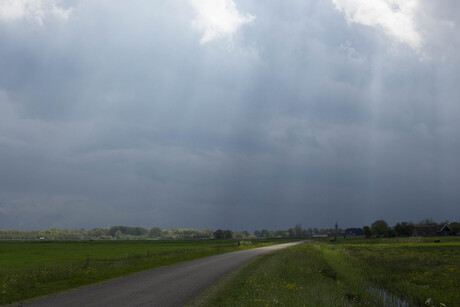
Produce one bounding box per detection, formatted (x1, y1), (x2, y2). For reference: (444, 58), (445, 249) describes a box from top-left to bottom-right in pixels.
(342, 241), (460, 306)
(195, 237), (460, 307)
(0, 239), (288, 305)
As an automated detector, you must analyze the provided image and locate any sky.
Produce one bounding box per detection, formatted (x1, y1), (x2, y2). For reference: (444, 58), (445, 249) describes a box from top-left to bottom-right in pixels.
(0, 0), (459, 231)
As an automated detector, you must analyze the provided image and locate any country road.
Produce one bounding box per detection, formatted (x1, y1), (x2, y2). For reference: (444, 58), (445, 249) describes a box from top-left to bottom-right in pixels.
(24, 241), (304, 307)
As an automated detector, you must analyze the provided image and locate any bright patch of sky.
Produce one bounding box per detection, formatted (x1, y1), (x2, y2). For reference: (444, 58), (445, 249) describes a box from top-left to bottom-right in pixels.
(0, 0), (72, 24)
(189, 0), (255, 44)
(332, 0), (422, 51)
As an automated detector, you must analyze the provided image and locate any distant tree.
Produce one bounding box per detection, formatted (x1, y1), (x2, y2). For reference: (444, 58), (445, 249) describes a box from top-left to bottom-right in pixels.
(90, 228), (107, 238)
(393, 222), (413, 237)
(363, 226), (372, 238)
(254, 230), (261, 237)
(201, 229), (213, 239)
(273, 230), (289, 238)
(148, 227), (161, 238)
(213, 229), (224, 239)
(132, 227), (148, 236)
(261, 229), (270, 237)
(234, 231), (249, 239)
(161, 229), (174, 239)
(108, 226), (127, 237)
(371, 220), (389, 237)
(294, 224), (302, 239)
(108, 226), (119, 237)
(234, 232), (244, 239)
(223, 230), (233, 239)
(385, 228), (396, 237)
(450, 222), (460, 234)
(213, 229), (233, 239)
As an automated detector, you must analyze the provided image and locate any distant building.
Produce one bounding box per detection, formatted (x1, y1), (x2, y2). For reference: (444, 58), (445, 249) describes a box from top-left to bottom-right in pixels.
(411, 224), (453, 237)
(345, 228), (364, 236)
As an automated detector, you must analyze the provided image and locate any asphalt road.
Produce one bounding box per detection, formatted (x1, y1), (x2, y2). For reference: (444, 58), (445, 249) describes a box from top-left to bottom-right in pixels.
(24, 241), (304, 307)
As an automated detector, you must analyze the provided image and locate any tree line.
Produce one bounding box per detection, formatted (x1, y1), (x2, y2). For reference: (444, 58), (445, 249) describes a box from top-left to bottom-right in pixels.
(0, 225), (319, 240)
(0, 219), (458, 240)
(362, 219), (460, 238)
(0, 227), (213, 240)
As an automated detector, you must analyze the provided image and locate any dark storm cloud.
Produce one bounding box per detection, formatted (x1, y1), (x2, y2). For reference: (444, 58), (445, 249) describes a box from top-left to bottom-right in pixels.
(1, 0), (459, 231)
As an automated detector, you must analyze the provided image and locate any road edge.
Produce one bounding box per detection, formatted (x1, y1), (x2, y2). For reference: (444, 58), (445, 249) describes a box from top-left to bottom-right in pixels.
(186, 241), (308, 306)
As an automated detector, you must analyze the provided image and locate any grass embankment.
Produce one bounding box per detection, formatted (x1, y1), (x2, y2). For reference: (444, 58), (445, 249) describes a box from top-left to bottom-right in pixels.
(196, 237), (460, 307)
(0, 239), (288, 305)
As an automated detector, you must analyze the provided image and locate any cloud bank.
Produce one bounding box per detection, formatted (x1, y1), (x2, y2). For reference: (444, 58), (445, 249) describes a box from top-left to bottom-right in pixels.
(0, 1), (459, 231)
(0, 0), (72, 24)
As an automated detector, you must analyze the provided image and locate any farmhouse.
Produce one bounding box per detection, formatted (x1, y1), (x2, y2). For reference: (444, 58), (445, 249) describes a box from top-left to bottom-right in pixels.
(411, 223), (453, 236)
(345, 228), (364, 236)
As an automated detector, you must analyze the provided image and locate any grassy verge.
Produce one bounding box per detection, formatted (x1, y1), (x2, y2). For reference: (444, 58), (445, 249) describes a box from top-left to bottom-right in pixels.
(196, 238), (460, 307)
(192, 242), (380, 306)
(0, 239), (290, 305)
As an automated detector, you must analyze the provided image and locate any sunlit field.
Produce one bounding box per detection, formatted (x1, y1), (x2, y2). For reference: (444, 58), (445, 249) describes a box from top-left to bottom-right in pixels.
(0, 239), (287, 305)
(194, 237), (460, 307)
